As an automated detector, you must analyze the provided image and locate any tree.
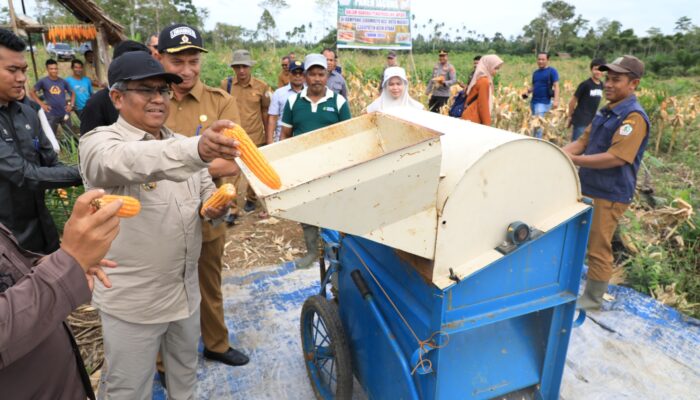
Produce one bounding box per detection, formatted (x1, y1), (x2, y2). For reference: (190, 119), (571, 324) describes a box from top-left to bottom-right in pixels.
(675, 16), (693, 33)
(523, 0), (579, 53)
(211, 23), (249, 49)
(256, 9), (276, 48)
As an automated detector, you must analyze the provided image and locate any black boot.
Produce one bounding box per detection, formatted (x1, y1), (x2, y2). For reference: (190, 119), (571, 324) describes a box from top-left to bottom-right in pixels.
(577, 279), (608, 311)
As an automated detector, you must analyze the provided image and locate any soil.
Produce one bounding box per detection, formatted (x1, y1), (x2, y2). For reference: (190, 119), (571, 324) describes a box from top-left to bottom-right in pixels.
(221, 207), (305, 270)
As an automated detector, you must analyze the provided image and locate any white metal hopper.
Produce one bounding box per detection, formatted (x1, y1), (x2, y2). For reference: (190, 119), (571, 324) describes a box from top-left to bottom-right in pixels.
(237, 109), (588, 289)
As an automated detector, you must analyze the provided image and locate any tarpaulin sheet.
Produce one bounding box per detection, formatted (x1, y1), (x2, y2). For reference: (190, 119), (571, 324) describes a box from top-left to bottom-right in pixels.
(152, 262), (699, 399)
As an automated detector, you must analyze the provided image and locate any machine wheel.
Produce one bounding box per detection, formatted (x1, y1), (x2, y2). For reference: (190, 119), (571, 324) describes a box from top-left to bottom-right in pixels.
(300, 295), (353, 399)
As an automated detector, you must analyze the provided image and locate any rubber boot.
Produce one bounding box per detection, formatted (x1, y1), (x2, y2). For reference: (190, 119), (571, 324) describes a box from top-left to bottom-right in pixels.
(577, 279), (608, 311)
(295, 225), (319, 269)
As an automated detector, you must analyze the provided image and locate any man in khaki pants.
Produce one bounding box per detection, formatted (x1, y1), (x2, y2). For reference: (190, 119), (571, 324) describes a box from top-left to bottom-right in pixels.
(157, 24), (249, 369)
(563, 55), (650, 310)
(80, 51), (238, 400)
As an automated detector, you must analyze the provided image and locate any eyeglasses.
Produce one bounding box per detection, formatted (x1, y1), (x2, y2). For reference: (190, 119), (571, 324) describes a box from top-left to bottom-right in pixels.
(282, 64), (289, 67)
(290, 70), (304, 76)
(124, 86), (171, 99)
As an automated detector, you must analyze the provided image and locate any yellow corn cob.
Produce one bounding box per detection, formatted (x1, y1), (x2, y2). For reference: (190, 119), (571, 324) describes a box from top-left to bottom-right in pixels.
(91, 195), (141, 218)
(222, 125), (282, 190)
(201, 183), (236, 216)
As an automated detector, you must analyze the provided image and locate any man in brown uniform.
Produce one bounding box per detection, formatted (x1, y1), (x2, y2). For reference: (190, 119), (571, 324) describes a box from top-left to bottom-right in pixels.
(277, 55), (290, 88)
(221, 49), (271, 214)
(157, 24), (248, 367)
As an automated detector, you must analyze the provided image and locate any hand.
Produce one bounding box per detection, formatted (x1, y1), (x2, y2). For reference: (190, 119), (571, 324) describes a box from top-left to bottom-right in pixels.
(201, 200), (233, 219)
(65, 104), (73, 113)
(198, 120), (241, 162)
(60, 189), (121, 272)
(41, 103), (51, 112)
(552, 100), (559, 109)
(85, 259), (117, 291)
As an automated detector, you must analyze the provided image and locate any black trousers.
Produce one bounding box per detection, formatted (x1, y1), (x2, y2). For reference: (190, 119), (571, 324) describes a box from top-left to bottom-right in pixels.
(428, 96), (449, 113)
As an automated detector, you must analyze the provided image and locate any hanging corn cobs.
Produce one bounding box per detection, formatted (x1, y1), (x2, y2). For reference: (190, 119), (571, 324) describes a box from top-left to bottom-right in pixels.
(47, 24), (98, 44)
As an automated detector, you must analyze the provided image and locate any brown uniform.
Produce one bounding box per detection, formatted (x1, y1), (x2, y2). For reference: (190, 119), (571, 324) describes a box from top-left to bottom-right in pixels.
(219, 76), (271, 146)
(221, 76), (272, 207)
(84, 61), (103, 89)
(575, 104), (648, 282)
(165, 79), (241, 353)
(277, 70), (290, 88)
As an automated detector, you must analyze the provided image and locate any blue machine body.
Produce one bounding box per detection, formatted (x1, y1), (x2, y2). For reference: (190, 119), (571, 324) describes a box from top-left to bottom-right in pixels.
(321, 205), (592, 400)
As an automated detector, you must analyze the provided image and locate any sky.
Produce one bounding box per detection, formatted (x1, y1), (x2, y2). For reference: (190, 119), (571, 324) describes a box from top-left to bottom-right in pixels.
(198, 0), (698, 40)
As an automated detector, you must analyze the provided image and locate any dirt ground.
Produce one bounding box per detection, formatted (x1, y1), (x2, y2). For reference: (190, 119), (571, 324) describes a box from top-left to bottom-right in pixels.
(222, 206), (305, 270)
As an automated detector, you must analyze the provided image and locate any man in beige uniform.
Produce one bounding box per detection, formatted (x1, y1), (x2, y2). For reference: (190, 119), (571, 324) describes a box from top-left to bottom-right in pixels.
(220, 49), (271, 214)
(79, 51), (238, 400)
(157, 23), (248, 367)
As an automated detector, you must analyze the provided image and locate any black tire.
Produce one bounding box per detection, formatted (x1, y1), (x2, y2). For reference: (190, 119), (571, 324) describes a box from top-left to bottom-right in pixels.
(300, 295), (353, 400)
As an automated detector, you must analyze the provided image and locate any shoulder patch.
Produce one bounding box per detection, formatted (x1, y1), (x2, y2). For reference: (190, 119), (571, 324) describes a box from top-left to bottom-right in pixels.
(619, 124), (633, 136)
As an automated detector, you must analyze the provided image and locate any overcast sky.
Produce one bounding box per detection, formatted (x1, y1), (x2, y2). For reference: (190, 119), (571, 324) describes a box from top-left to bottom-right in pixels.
(198, 0), (698, 39)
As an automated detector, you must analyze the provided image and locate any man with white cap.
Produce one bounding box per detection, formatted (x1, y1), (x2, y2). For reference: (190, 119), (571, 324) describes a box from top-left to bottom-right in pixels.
(280, 53), (351, 268)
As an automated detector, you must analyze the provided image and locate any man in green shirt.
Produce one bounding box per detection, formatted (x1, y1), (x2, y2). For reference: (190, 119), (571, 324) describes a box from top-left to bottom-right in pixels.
(280, 53), (351, 139)
(280, 53), (351, 268)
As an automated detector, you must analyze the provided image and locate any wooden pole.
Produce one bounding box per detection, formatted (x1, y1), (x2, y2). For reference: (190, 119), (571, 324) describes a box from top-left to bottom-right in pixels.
(408, 48), (418, 83)
(95, 24), (111, 86)
(19, 0), (39, 82)
(7, 0), (19, 35)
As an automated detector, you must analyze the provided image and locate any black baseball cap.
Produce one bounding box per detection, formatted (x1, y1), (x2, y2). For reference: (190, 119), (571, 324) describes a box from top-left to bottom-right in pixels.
(599, 55), (644, 79)
(113, 40), (150, 59)
(289, 60), (304, 73)
(157, 23), (208, 54)
(108, 51), (182, 87)
(387, 51), (397, 59)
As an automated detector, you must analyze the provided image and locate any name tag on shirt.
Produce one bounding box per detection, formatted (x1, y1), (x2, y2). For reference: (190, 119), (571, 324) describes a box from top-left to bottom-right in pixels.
(323, 106), (335, 113)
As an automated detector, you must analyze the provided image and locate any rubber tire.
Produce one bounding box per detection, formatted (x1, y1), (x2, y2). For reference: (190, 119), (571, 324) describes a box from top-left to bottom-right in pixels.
(300, 295), (353, 400)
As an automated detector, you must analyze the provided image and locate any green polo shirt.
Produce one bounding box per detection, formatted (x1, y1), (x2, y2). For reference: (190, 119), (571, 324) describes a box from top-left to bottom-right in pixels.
(281, 87), (352, 136)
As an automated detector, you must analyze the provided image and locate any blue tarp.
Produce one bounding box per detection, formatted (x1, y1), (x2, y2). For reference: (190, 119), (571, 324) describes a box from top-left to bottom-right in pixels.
(152, 262), (699, 399)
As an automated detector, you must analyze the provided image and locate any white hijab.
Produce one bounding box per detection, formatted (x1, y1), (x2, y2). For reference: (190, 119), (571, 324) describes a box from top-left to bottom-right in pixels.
(367, 67), (424, 113)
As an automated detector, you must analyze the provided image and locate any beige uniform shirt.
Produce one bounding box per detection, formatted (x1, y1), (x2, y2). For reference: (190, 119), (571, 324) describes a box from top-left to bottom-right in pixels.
(79, 117), (216, 324)
(220, 76), (271, 145)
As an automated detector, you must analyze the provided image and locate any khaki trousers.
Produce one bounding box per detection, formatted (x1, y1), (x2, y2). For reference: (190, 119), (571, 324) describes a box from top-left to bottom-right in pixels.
(586, 197), (629, 282)
(198, 234), (231, 352)
(98, 308), (200, 400)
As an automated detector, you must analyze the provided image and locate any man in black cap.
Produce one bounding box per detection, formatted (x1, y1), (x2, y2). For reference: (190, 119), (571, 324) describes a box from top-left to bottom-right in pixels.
(79, 51), (239, 400)
(156, 23), (248, 370)
(563, 55), (650, 311)
(426, 49), (457, 113)
(79, 40), (151, 134)
(268, 59), (305, 143)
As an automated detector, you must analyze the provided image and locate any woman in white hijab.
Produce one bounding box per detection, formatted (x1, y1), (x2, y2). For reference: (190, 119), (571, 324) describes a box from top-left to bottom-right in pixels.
(366, 66), (424, 113)
(460, 54), (504, 125)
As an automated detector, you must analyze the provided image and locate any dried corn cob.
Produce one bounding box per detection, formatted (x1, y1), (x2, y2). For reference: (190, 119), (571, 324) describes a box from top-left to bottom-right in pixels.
(222, 125), (282, 190)
(91, 195), (141, 218)
(201, 183), (236, 216)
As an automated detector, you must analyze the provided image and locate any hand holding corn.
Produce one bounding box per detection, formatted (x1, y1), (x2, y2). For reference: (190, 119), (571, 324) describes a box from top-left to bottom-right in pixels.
(198, 120), (242, 162)
(60, 190), (121, 284)
(201, 183), (236, 218)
